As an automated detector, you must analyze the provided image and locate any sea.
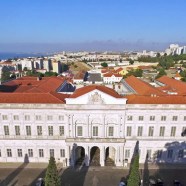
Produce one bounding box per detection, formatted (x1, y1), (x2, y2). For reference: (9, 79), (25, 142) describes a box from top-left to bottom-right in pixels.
(0, 52), (47, 60)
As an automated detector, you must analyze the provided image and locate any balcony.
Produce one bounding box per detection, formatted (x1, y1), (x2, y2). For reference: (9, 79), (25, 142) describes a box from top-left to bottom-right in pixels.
(65, 137), (126, 143)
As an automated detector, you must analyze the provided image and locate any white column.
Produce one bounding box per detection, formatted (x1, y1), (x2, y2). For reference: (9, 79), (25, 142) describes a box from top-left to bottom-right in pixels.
(85, 146), (90, 166)
(100, 146), (105, 166)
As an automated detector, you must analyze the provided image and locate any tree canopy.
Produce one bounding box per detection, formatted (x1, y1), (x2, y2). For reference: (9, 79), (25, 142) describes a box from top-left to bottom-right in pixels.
(124, 69), (143, 78)
(101, 62), (108, 67)
(45, 157), (60, 186)
(127, 154), (140, 186)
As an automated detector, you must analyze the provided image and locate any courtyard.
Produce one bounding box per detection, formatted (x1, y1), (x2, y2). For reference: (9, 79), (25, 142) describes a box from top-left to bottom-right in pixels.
(0, 163), (186, 186)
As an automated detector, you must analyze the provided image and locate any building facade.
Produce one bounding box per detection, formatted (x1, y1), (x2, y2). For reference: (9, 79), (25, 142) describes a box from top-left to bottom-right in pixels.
(0, 76), (185, 167)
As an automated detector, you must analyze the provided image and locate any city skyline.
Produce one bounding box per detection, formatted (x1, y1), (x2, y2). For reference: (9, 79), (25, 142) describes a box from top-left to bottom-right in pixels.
(0, 0), (186, 52)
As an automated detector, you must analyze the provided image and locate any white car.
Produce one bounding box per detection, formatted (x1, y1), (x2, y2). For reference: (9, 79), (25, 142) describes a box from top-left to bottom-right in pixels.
(35, 178), (44, 186)
(119, 181), (126, 186)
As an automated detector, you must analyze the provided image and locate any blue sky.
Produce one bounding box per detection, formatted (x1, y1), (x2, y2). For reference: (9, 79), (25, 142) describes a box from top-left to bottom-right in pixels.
(0, 0), (186, 52)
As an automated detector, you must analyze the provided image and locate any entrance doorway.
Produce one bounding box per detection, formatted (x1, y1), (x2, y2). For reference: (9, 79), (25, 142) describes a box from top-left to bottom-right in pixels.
(75, 146), (85, 166)
(90, 146), (100, 166)
(105, 147), (116, 166)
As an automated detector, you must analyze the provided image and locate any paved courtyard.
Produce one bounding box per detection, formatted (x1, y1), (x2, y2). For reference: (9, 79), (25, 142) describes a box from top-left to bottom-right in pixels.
(0, 163), (186, 186)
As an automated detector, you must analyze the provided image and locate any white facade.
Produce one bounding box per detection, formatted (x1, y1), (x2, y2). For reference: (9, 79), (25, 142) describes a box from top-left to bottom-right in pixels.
(103, 75), (123, 84)
(0, 90), (185, 166)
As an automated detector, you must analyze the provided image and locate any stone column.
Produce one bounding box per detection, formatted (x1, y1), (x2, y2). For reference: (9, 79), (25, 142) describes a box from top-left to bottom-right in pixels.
(100, 146), (105, 166)
(85, 146), (90, 166)
(87, 114), (90, 138)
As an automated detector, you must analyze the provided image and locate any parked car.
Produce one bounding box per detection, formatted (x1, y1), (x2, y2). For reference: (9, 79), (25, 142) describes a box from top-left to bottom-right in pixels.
(173, 180), (181, 186)
(157, 179), (164, 186)
(119, 181), (126, 186)
(149, 178), (156, 186)
(35, 178), (44, 186)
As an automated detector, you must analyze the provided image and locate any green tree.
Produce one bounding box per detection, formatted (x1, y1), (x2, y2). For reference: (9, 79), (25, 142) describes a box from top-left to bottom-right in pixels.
(45, 157), (60, 186)
(44, 72), (58, 77)
(101, 62), (108, 67)
(156, 52), (161, 58)
(1, 71), (11, 81)
(124, 69), (143, 78)
(129, 59), (134, 65)
(155, 68), (167, 79)
(127, 154), (140, 186)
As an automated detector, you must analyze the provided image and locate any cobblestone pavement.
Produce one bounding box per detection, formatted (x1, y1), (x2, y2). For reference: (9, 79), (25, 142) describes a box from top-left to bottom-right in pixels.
(0, 163), (186, 186)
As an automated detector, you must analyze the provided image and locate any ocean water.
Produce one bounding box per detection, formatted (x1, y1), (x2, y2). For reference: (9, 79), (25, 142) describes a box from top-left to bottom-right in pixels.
(0, 52), (46, 60)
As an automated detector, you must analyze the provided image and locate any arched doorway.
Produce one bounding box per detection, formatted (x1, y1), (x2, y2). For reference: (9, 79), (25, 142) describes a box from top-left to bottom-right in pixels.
(90, 146), (100, 166)
(105, 147), (116, 166)
(75, 146), (85, 166)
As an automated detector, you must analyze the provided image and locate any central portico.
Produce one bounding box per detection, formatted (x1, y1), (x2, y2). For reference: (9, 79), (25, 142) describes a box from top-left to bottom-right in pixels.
(63, 85), (128, 167)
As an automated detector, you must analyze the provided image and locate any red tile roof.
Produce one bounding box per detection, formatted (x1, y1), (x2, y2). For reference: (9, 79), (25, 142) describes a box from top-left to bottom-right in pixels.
(103, 72), (123, 77)
(125, 76), (165, 96)
(115, 67), (123, 73)
(3, 76), (65, 93)
(137, 65), (152, 70)
(69, 85), (122, 98)
(126, 94), (186, 104)
(0, 76), (66, 103)
(157, 76), (186, 95)
(0, 92), (65, 103)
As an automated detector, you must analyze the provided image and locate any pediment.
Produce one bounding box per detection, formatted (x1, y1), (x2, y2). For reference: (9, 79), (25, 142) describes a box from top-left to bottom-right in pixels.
(65, 89), (127, 105)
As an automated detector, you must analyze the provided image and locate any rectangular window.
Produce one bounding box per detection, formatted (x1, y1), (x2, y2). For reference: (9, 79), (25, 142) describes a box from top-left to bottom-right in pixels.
(59, 126), (64, 136)
(150, 116), (155, 121)
(25, 115), (30, 121)
(147, 149), (152, 159)
(172, 116), (178, 121)
(48, 126), (53, 136)
(4, 126), (9, 136)
(93, 126), (98, 136)
(17, 149), (22, 157)
(139, 116), (144, 121)
(28, 149), (33, 157)
(126, 126), (132, 136)
(39, 149), (44, 157)
(15, 126), (20, 136)
(148, 126), (154, 137)
(2, 115), (8, 120)
(161, 116), (166, 121)
(77, 126), (83, 136)
(167, 149), (173, 158)
(159, 126), (165, 137)
(60, 149), (65, 157)
(170, 126), (176, 137)
(59, 115), (64, 121)
(184, 116), (186, 121)
(13, 115), (19, 120)
(178, 149), (184, 158)
(26, 126), (31, 136)
(108, 126), (114, 137)
(0, 149), (1, 157)
(37, 126), (42, 136)
(36, 115), (41, 121)
(50, 149), (54, 157)
(137, 126), (143, 136)
(182, 127), (186, 136)
(47, 115), (53, 121)
(127, 116), (133, 121)
(125, 149), (130, 159)
(7, 149), (12, 157)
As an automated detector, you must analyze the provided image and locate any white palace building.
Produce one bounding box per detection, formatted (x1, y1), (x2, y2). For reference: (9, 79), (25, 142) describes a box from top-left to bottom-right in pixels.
(0, 75), (185, 167)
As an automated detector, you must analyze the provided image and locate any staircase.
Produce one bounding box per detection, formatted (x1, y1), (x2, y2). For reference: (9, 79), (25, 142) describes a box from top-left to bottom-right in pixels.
(105, 157), (115, 166)
(75, 157), (85, 166)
